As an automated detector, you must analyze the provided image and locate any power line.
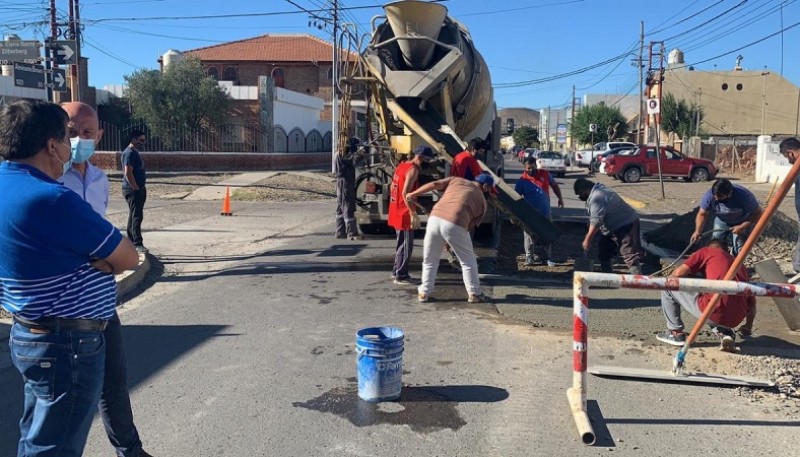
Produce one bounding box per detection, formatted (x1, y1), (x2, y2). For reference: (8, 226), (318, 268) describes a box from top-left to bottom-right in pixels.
(660, 0), (751, 42)
(494, 50), (635, 88)
(647, 0), (727, 36)
(457, 0), (585, 17)
(669, 0), (772, 50)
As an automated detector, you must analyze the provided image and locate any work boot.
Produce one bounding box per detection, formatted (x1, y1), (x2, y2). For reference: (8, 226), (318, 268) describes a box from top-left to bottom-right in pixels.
(629, 263), (642, 275)
(599, 259), (613, 273)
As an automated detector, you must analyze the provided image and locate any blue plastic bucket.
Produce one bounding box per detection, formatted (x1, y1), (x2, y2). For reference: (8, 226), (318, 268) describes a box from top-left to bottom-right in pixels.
(355, 326), (404, 402)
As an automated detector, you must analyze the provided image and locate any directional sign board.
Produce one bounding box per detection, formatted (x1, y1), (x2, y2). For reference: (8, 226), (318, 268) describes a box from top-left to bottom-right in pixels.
(647, 98), (660, 115)
(48, 68), (67, 92)
(0, 40), (41, 65)
(51, 40), (77, 65)
(13, 62), (45, 89)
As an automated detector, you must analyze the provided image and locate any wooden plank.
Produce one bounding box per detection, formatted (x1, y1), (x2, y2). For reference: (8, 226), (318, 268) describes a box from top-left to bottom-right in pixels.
(753, 259), (800, 331)
(589, 365), (774, 387)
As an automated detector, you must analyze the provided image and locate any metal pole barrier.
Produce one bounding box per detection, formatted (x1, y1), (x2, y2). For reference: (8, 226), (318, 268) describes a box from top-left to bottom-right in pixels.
(567, 274), (594, 445)
(568, 271), (800, 445)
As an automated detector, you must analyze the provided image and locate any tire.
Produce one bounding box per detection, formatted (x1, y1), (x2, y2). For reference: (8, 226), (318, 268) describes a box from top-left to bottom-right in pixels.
(690, 167), (710, 182)
(623, 167), (642, 183)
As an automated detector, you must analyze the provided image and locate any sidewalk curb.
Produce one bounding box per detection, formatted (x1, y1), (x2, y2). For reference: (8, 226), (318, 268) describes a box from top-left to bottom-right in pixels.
(621, 196), (648, 209)
(0, 254), (151, 342)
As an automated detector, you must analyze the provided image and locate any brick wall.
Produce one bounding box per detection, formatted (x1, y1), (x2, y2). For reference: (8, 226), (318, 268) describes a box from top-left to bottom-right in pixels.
(91, 151), (331, 172)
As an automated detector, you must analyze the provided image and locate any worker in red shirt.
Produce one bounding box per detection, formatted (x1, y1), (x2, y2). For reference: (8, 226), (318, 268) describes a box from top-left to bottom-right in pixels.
(451, 138), (485, 181)
(656, 239), (755, 352)
(518, 156), (564, 265)
(388, 146), (435, 285)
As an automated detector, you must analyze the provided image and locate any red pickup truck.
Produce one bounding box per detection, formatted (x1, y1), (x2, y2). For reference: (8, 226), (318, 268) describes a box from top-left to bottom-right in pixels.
(603, 145), (717, 183)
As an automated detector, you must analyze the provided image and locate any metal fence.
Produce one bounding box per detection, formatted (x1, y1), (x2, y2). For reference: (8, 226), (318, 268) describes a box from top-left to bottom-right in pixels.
(99, 121), (332, 153)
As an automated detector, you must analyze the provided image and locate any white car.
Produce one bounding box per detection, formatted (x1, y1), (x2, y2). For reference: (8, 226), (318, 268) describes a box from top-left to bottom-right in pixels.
(536, 151), (566, 177)
(575, 141), (636, 168)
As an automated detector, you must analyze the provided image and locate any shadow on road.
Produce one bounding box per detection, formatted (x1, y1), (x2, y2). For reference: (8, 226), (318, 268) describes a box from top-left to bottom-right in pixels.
(0, 323), (229, 457)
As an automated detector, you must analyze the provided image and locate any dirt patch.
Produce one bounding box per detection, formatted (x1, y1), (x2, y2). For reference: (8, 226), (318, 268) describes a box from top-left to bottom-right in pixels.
(108, 173), (236, 199)
(232, 173), (335, 202)
(644, 208), (798, 265)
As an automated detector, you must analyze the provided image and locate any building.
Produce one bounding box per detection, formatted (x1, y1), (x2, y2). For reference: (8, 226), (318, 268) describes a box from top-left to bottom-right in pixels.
(657, 49), (800, 137)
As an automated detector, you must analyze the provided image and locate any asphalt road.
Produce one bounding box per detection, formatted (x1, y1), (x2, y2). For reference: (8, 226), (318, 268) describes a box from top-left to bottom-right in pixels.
(1, 164), (799, 456)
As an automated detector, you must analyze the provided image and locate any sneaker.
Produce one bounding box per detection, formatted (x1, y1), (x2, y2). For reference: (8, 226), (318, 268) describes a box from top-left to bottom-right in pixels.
(546, 260), (557, 267)
(349, 234), (364, 240)
(468, 293), (486, 303)
(335, 234), (346, 239)
(720, 335), (736, 353)
(418, 293), (429, 302)
(656, 330), (686, 346)
(135, 245), (149, 254)
(393, 277), (418, 285)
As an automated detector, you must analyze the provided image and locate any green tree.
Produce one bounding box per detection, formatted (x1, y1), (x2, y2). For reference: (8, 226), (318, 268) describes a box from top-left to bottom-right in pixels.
(124, 57), (231, 148)
(570, 103), (628, 146)
(512, 125), (539, 148)
(660, 93), (703, 142)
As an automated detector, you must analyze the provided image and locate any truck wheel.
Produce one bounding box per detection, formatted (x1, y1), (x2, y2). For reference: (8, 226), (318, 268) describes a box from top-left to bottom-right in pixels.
(690, 167), (710, 182)
(623, 167), (641, 183)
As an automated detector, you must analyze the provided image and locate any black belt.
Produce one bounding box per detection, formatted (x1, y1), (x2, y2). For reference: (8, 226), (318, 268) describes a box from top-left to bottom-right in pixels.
(13, 315), (108, 333)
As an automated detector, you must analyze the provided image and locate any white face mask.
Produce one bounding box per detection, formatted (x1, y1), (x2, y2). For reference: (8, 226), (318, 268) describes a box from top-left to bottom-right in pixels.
(70, 137), (96, 163)
(56, 140), (72, 177)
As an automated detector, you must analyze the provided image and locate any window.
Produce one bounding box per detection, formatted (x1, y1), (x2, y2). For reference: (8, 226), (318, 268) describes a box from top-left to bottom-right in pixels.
(327, 67), (333, 80)
(722, 83), (729, 91)
(207, 67), (218, 79)
(222, 66), (237, 81)
(271, 68), (285, 88)
(646, 148), (656, 158)
(665, 150), (681, 160)
(736, 83), (743, 90)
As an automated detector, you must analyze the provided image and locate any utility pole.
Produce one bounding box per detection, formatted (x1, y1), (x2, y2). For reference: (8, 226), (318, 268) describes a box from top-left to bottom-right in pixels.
(638, 21), (644, 145)
(570, 85), (576, 151)
(47, 0), (57, 102)
(761, 69), (769, 135)
(695, 88), (701, 137)
(331, 0), (339, 173)
(68, 0), (82, 101)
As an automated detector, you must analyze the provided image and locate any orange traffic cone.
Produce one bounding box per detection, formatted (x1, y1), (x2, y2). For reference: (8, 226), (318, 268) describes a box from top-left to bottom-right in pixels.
(221, 186), (233, 216)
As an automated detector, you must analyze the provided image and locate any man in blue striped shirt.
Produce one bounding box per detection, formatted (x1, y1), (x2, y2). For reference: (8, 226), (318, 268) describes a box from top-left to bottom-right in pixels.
(0, 100), (139, 457)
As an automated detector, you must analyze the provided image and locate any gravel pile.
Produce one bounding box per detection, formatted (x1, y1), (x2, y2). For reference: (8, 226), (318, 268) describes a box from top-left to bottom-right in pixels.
(644, 207), (799, 265)
(730, 356), (800, 411)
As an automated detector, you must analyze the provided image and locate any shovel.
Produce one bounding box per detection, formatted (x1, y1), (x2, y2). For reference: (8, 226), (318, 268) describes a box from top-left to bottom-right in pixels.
(574, 250), (594, 272)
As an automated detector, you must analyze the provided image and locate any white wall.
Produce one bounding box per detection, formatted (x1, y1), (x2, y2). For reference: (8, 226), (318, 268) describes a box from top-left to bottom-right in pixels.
(0, 74), (47, 105)
(274, 86), (328, 135)
(755, 135), (792, 184)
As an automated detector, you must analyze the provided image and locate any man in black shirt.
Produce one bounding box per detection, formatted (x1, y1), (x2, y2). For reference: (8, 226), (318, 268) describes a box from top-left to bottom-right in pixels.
(122, 129), (148, 253)
(335, 139), (365, 240)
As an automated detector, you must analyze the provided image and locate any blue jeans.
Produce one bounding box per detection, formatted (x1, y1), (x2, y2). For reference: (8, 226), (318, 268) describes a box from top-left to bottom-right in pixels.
(712, 217), (746, 255)
(99, 312), (143, 457)
(9, 322), (106, 457)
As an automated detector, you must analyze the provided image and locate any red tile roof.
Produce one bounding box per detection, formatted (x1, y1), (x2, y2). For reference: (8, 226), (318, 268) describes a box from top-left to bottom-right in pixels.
(185, 34), (343, 63)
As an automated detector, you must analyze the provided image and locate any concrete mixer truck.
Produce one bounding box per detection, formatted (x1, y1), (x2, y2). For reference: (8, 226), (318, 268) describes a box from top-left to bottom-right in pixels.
(344, 0), (559, 243)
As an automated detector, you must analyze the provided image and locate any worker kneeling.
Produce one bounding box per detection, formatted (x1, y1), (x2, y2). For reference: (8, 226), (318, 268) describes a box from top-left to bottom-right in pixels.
(407, 174), (495, 304)
(656, 239), (755, 353)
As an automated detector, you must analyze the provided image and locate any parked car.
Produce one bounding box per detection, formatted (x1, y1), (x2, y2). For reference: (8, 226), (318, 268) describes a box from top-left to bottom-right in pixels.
(575, 141), (637, 168)
(591, 146), (637, 173)
(536, 151), (566, 177)
(523, 148), (539, 162)
(603, 145), (717, 183)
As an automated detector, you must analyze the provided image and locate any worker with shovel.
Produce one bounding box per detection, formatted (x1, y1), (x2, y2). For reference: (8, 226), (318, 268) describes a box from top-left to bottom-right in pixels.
(656, 239), (755, 352)
(573, 178), (642, 274)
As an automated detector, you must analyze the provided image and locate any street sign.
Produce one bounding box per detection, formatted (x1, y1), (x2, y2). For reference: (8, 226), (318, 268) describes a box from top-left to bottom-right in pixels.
(48, 68), (67, 92)
(51, 40), (77, 65)
(13, 62), (45, 89)
(647, 98), (660, 115)
(556, 124), (567, 144)
(589, 123), (597, 133)
(0, 40), (41, 64)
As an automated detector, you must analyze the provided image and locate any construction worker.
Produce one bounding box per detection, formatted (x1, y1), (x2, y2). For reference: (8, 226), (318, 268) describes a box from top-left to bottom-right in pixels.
(690, 178), (763, 256)
(656, 239), (755, 352)
(779, 137), (800, 273)
(388, 146), (435, 285)
(574, 178), (643, 274)
(334, 138), (364, 240)
(407, 173), (495, 303)
(516, 155), (564, 266)
(451, 138), (485, 180)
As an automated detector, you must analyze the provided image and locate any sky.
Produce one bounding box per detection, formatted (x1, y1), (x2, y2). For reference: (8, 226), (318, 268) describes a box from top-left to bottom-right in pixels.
(3, 0), (798, 112)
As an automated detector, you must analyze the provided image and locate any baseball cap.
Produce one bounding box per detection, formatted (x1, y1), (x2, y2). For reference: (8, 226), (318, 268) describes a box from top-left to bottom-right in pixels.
(413, 146), (435, 161)
(474, 173), (495, 187)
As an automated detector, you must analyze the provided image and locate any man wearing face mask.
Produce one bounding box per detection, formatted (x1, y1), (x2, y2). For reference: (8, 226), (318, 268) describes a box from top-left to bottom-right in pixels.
(0, 100), (139, 457)
(59, 102), (154, 457)
(690, 178), (762, 256)
(574, 178), (642, 274)
(122, 130), (148, 253)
